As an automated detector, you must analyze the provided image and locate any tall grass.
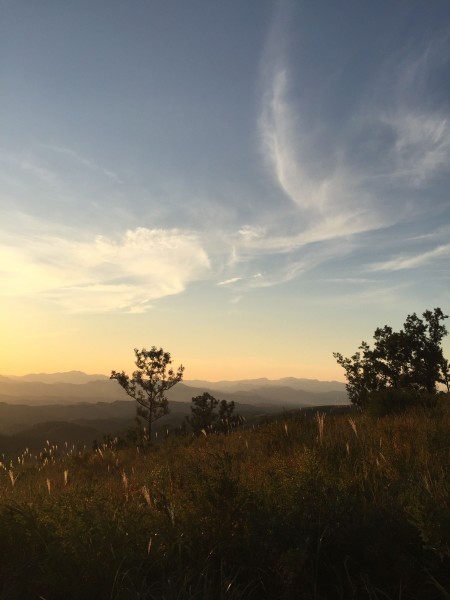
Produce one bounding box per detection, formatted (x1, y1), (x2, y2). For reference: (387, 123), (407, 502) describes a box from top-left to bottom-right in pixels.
(0, 398), (448, 599)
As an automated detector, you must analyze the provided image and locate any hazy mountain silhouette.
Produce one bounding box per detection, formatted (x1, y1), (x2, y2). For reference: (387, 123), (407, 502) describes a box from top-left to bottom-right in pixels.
(0, 371), (349, 456)
(7, 371), (109, 384)
(0, 374), (348, 407)
(185, 377), (345, 392)
(185, 377), (346, 393)
(0, 379), (129, 403)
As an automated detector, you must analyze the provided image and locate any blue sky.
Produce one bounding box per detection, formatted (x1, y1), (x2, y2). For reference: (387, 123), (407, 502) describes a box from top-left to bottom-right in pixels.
(1, 1), (449, 379)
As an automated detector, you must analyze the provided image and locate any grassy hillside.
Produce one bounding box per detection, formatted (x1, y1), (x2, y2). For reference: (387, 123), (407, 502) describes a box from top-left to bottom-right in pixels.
(0, 397), (448, 599)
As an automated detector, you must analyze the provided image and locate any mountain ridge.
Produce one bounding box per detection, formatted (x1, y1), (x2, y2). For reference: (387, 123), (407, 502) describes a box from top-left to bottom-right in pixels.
(0, 371), (350, 457)
(1, 371), (346, 390)
(6, 371), (109, 384)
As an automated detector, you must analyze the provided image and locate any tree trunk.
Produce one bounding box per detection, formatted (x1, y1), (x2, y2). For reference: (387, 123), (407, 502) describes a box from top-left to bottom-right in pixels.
(147, 411), (152, 441)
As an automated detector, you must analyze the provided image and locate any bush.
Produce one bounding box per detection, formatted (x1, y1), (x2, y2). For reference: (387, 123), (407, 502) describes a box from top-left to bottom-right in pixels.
(364, 388), (438, 416)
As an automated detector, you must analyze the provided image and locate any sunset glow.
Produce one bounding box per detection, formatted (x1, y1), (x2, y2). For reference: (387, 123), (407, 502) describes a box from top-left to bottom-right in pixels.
(1, 2), (449, 379)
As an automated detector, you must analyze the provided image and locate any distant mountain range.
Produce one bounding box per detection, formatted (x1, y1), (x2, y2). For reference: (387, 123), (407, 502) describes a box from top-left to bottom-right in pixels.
(0, 378), (130, 404)
(0, 371), (346, 393)
(0, 372), (348, 407)
(0, 376), (347, 406)
(0, 372), (349, 456)
(3, 370), (109, 384)
(1, 370), (346, 388)
(185, 377), (346, 393)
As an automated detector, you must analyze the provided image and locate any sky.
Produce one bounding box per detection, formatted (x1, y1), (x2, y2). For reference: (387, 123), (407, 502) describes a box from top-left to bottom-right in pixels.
(1, 0), (449, 381)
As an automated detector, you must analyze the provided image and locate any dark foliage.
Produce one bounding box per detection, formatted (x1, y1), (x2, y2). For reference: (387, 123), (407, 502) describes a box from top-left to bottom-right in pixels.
(334, 308), (449, 407)
(187, 392), (243, 435)
(0, 398), (449, 598)
(111, 347), (184, 437)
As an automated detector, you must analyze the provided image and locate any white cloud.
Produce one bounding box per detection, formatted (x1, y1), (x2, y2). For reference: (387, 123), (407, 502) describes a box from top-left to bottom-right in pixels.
(323, 278), (376, 284)
(237, 213), (383, 256)
(217, 277), (242, 286)
(370, 244), (450, 272)
(259, 68), (326, 212)
(257, 60), (394, 248)
(382, 113), (450, 185)
(0, 226), (210, 313)
(245, 24), (450, 294)
(237, 225), (265, 240)
(313, 282), (409, 308)
(40, 144), (122, 183)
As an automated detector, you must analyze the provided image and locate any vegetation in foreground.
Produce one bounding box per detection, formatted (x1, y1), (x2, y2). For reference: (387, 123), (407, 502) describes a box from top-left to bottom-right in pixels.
(0, 398), (449, 599)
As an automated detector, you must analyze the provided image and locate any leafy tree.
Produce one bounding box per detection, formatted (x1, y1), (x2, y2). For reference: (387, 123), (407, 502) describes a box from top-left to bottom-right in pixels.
(111, 347), (184, 438)
(216, 399), (243, 433)
(187, 392), (218, 435)
(187, 392), (242, 435)
(333, 308), (449, 407)
(442, 358), (450, 393)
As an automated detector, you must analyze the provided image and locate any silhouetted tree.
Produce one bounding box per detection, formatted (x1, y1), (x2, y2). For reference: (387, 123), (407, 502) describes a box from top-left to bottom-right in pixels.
(187, 392), (242, 435)
(334, 308), (449, 407)
(217, 399), (243, 433)
(187, 392), (218, 435)
(111, 347), (184, 438)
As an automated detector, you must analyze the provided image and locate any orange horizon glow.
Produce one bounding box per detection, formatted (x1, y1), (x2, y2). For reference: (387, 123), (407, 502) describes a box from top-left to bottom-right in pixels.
(0, 358), (347, 384)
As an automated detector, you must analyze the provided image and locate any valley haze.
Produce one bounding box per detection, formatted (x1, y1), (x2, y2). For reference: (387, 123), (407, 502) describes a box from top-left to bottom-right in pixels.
(0, 371), (348, 455)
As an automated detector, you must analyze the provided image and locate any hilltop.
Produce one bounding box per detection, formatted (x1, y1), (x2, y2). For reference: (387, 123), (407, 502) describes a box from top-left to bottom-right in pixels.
(0, 398), (448, 599)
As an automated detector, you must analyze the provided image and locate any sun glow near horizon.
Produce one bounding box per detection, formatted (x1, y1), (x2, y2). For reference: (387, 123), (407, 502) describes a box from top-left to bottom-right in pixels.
(1, 2), (449, 382)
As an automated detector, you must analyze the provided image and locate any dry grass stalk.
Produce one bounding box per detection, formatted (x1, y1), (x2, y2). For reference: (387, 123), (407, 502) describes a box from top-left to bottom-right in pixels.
(316, 412), (325, 445)
(122, 471), (129, 501)
(348, 417), (358, 438)
(8, 470), (18, 487)
(142, 485), (151, 506)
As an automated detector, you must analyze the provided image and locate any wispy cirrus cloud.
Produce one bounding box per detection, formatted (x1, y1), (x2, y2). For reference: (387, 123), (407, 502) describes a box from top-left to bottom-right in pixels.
(258, 56), (449, 235)
(370, 244), (450, 272)
(0, 225), (210, 313)
(259, 67), (354, 218)
(1, 8), (449, 309)
(223, 59), (386, 289)
(229, 16), (450, 292)
(40, 144), (123, 184)
(253, 42), (394, 272)
(380, 113), (450, 186)
(0, 150), (59, 187)
(217, 277), (243, 286)
(0, 143), (127, 231)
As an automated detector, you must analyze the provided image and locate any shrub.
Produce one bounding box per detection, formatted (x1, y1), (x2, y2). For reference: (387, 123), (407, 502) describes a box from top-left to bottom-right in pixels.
(365, 388), (438, 416)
